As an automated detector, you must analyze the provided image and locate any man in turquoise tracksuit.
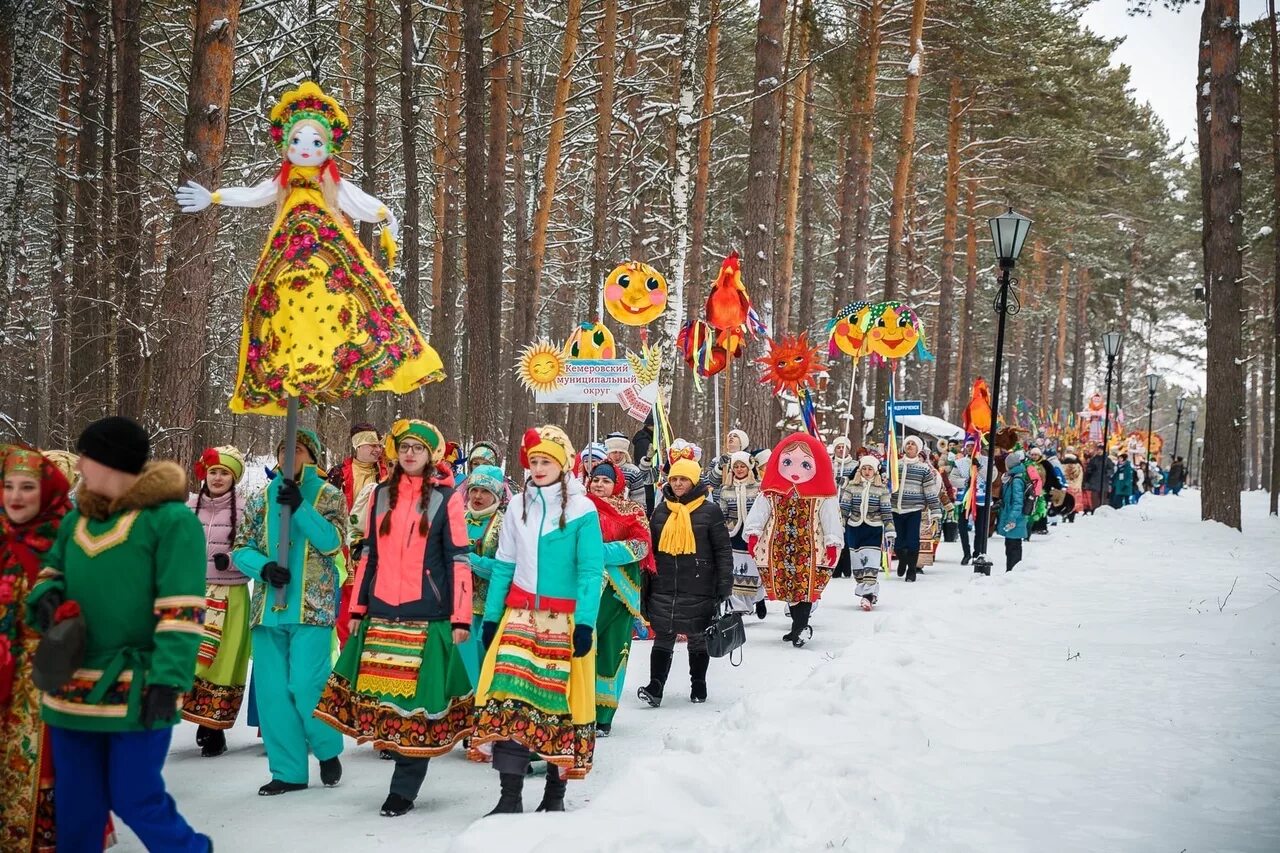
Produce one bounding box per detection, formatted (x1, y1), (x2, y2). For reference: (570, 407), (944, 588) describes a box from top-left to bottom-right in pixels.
(234, 428), (347, 795)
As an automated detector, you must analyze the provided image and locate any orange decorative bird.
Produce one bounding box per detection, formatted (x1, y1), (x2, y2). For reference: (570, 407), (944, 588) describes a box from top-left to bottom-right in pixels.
(963, 377), (992, 437)
(705, 252), (752, 353)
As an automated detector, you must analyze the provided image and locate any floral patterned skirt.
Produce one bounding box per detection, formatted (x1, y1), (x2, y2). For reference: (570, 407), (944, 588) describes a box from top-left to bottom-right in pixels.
(182, 583), (251, 729)
(313, 617), (473, 757)
(472, 608), (596, 779)
(0, 638), (55, 852)
(232, 188), (444, 414)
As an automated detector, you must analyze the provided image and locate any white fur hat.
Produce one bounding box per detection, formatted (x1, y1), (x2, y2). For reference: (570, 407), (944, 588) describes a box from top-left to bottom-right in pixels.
(858, 455), (880, 470)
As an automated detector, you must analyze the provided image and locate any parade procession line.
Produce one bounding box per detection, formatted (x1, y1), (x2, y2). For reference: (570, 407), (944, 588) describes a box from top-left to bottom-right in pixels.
(113, 491), (1280, 852)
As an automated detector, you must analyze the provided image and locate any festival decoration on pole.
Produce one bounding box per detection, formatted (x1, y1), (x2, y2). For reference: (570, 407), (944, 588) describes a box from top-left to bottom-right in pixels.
(756, 332), (826, 437)
(862, 301), (934, 367)
(603, 261), (669, 326)
(825, 300), (874, 439)
(173, 80), (444, 611)
(564, 321), (617, 360)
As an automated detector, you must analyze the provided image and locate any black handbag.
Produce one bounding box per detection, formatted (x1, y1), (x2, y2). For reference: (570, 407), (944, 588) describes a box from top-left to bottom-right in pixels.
(942, 520), (958, 542)
(704, 605), (746, 666)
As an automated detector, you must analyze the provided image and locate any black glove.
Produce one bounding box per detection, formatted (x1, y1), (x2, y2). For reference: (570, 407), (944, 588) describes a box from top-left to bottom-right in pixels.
(351, 539), (366, 562)
(572, 624), (593, 658)
(139, 685), (181, 729)
(261, 561), (291, 587)
(212, 552), (230, 572)
(481, 621), (498, 650)
(276, 479), (303, 512)
(34, 589), (65, 632)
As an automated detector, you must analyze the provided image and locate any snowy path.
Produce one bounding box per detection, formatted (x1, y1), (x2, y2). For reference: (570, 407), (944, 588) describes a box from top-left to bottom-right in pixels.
(115, 492), (1280, 852)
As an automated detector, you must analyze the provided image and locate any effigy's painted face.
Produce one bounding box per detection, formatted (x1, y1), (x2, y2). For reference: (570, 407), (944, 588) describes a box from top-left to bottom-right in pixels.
(287, 122), (329, 167)
(778, 444), (816, 485)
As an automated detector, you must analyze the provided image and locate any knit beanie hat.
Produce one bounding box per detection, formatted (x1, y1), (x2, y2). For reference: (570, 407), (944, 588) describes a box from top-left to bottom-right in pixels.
(858, 455), (880, 470)
(727, 429), (750, 451)
(668, 458), (702, 484)
(590, 462), (619, 484)
(76, 416), (149, 475)
(902, 435), (924, 454)
(278, 428), (324, 467)
(196, 445), (246, 483)
(467, 464), (506, 500)
(1006, 450), (1025, 468)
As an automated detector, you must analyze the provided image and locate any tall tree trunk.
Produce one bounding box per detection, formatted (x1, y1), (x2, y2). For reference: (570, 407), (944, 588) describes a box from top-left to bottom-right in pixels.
(1070, 268), (1090, 415)
(831, 5), (866, 311)
(69, 0), (104, 435)
(775, 1), (809, 336)
(931, 73), (962, 416)
(504, 0), (530, 474)
(1269, 0), (1280, 513)
(49, 3), (75, 444)
(398, 0), (421, 320)
(882, 0), (926, 301)
(1053, 243), (1071, 414)
(112, 0), (145, 417)
(739, 0), (786, 442)
(796, 42), (818, 332)
(1197, 0), (1244, 528)
(428, 0), (462, 436)
(850, 0), (882, 303)
(663, 0), (699, 408)
(153, 0), (239, 464)
(351, 0), (379, 425)
(487, 0), (512, 443)
(462, 0), (495, 444)
(955, 167), (978, 413)
(588, 0), (618, 303)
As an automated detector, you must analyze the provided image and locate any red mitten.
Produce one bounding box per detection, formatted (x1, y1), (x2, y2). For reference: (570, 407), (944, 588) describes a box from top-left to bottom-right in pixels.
(824, 545), (838, 567)
(747, 534), (759, 555)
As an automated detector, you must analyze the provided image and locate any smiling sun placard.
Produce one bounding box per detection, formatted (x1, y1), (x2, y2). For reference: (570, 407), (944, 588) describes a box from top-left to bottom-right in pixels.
(517, 339), (566, 393)
(863, 300), (932, 365)
(603, 261), (668, 326)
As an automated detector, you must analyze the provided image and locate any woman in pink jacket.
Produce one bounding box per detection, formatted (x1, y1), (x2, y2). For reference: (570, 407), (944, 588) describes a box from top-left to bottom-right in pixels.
(314, 420), (474, 818)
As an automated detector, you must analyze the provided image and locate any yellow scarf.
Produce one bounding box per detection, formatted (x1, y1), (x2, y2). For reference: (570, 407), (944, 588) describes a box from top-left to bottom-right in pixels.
(659, 495), (706, 556)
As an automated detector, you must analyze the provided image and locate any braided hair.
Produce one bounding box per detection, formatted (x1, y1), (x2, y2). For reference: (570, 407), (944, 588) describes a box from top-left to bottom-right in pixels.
(377, 463), (437, 538)
(521, 472), (568, 530)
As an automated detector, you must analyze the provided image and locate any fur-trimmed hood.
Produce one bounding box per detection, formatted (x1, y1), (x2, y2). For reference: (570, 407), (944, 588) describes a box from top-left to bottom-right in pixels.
(78, 461), (189, 521)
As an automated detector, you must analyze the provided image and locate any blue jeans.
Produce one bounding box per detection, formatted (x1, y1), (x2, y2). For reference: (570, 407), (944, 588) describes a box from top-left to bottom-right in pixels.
(50, 726), (209, 852)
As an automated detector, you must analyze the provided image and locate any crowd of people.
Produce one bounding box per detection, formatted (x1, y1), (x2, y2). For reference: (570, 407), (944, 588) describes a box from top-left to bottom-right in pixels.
(0, 414), (1187, 851)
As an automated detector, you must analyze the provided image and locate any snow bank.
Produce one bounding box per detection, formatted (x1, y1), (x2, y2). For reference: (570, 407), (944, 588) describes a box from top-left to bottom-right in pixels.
(112, 493), (1279, 852)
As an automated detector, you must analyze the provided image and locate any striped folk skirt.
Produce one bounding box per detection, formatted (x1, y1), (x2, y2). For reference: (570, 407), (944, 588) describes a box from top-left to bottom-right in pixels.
(181, 583), (252, 729)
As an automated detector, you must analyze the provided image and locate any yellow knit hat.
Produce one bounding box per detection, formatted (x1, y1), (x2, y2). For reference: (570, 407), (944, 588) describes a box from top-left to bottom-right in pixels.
(668, 458), (702, 484)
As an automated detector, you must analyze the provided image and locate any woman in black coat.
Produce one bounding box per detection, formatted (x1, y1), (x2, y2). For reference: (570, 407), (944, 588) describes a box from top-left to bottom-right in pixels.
(638, 458), (733, 707)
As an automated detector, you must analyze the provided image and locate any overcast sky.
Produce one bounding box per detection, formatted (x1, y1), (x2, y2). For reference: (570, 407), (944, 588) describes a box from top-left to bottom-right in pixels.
(1081, 0), (1268, 152)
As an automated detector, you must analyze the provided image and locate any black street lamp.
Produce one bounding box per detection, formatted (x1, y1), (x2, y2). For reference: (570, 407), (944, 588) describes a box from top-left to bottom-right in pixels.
(1188, 407), (1198, 485)
(973, 207), (1031, 577)
(1172, 395), (1186, 467)
(1100, 331), (1122, 506)
(1145, 372), (1160, 465)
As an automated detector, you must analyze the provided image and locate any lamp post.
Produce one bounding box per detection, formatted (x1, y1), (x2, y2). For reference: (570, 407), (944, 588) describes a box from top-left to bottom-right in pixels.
(1188, 407), (1198, 485)
(1172, 395), (1185, 468)
(1099, 331), (1122, 507)
(1144, 372), (1160, 466)
(973, 207), (1031, 576)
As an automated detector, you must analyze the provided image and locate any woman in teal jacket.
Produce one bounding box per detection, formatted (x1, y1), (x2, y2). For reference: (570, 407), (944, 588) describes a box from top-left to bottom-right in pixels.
(997, 450), (1030, 572)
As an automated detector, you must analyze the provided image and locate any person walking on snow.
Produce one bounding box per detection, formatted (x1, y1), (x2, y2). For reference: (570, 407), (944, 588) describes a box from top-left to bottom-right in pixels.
(838, 456), (895, 611)
(639, 458), (733, 707)
(233, 428), (346, 796)
(26, 417), (211, 851)
(744, 433), (841, 647)
(997, 450), (1031, 571)
(890, 435), (944, 582)
(718, 451), (767, 618)
(473, 427), (603, 814)
(182, 446), (251, 758)
(584, 462), (653, 734)
(314, 420), (474, 818)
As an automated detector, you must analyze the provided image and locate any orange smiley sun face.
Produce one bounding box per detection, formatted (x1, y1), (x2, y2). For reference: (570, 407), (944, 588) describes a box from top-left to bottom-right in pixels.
(604, 262), (668, 326)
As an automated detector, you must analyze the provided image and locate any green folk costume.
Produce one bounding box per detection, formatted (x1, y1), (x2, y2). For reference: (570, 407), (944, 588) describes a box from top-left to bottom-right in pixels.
(595, 540), (647, 727)
(461, 505), (503, 686)
(24, 463), (207, 733)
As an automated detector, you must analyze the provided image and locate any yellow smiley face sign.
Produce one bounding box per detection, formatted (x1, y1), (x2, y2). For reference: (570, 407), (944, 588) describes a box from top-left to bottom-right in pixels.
(604, 261), (668, 326)
(827, 300), (873, 359)
(866, 302), (923, 361)
(564, 321), (617, 360)
(517, 340), (566, 393)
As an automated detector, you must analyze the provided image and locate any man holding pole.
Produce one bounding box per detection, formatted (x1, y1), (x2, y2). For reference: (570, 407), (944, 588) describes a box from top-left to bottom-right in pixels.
(234, 428), (347, 796)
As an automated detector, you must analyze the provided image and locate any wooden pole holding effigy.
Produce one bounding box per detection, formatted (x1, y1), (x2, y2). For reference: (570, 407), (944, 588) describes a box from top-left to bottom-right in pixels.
(272, 396), (299, 611)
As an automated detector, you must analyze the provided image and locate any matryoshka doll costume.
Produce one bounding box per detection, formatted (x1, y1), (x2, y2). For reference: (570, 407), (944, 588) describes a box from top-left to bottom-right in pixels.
(174, 81), (443, 414)
(744, 433), (841, 647)
(473, 427), (604, 814)
(182, 445), (252, 758)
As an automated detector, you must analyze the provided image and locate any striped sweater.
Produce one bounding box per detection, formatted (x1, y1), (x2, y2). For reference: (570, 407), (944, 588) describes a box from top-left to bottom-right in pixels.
(892, 459), (944, 515)
(838, 476), (895, 532)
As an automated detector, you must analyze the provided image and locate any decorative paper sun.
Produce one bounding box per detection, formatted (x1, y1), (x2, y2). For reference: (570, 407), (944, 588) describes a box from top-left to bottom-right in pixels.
(517, 339), (566, 393)
(756, 332), (825, 396)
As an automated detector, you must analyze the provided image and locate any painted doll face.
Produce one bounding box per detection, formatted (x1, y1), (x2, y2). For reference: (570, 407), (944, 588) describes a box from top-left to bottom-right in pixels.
(287, 122), (329, 167)
(3, 474), (40, 525)
(867, 304), (921, 360)
(604, 262), (668, 326)
(777, 444), (816, 485)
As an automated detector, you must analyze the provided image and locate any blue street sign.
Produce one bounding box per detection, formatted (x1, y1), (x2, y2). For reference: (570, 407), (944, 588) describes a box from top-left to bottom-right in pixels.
(887, 400), (922, 417)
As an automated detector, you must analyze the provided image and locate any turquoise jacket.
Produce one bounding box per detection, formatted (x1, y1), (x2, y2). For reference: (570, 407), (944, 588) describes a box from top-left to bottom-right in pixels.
(234, 465), (346, 628)
(997, 463), (1030, 540)
(482, 477), (604, 628)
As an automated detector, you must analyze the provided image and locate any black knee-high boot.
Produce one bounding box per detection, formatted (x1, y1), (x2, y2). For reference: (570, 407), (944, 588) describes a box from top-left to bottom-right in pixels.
(487, 772), (525, 816)
(536, 764), (566, 812)
(638, 646), (673, 707)
(904, 551), (918, 582)
(688, 649), (710, 703)
(783, 602), (812, 646)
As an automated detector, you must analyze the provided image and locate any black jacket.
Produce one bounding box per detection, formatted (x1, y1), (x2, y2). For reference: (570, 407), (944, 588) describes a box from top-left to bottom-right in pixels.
(1083, 455), (1113, 493)
(644, 483), (733, 636)
(1167, 461), (1186, 489)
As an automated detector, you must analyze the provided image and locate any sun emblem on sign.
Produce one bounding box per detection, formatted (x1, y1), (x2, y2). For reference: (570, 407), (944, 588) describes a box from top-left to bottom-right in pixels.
(517, 339), (566, 393)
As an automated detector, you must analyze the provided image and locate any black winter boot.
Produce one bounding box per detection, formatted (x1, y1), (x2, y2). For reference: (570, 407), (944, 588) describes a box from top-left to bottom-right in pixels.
(320, 756), (343, 787)
(688, 650), (710, 703)
(201, 728), (227, 758)
(904, 551), (918, 582)
(783, 602), (813, 647)
(486, 772), (525, 816)
(535, 766), (567, 812)
(638, 647), (673, 707)
(755, 599), (768, 620)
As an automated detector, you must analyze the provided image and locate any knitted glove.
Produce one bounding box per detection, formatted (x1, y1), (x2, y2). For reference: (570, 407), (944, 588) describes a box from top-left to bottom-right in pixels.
(276, 479), (303, 512)
(572, 624), (594, 658)
(33, 590), (65, 633)
(139, 685), (181, 729)
(261, 561), (291, 587)
(481, 621), (499, 650)
(212, 553), (230, 572)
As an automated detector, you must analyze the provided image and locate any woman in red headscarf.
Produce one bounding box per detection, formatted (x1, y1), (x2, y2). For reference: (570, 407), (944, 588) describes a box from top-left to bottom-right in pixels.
(743, 433), (842, 648)
(0, 447), (79, 851)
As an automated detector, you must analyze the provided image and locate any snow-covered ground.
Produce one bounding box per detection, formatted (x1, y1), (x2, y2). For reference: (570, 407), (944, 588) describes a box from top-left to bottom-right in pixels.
(115, 491), (1280, 852)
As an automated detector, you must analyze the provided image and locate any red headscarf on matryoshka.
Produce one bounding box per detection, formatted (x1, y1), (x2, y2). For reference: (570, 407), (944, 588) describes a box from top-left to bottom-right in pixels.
(758, 432), (837, 498)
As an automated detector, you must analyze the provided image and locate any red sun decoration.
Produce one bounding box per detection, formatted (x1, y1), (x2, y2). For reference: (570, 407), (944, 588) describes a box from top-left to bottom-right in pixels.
(756, 332), (825, 396)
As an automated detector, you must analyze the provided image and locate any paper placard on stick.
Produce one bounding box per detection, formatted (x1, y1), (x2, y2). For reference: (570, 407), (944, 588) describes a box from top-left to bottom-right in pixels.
(535, 359), (638, 404)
